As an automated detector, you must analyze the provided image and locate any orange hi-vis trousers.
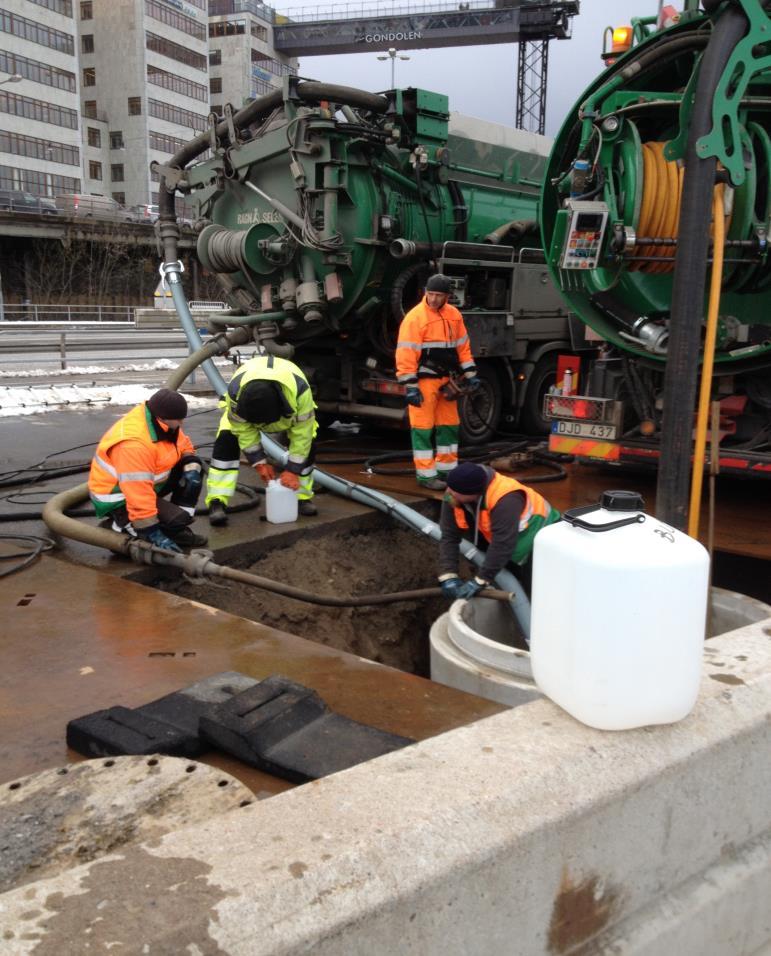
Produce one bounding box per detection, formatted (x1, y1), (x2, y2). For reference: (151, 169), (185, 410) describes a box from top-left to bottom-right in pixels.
(408, 377), (459, 482)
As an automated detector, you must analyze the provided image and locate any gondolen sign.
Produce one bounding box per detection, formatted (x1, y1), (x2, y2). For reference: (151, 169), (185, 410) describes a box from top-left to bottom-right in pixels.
(364, 32), (422, 42)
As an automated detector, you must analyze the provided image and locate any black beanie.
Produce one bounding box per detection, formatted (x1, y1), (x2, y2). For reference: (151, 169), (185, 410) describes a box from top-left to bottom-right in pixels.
(236, 380), (283, 423)
(447, 462), (488, 495)
(147, 388), (187, 420)
(426, 274), (452, 294)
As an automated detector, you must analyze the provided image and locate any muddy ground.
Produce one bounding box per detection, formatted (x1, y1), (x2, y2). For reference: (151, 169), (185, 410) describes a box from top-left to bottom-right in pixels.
(159, 524), (450, 676)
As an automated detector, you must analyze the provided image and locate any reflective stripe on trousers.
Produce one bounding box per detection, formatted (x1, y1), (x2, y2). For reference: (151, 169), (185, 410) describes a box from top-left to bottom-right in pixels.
(408, 378), (460, 480)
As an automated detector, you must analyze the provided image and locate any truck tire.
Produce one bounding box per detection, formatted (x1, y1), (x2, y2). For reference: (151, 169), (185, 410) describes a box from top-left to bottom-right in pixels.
(520, 353), (558, 435)
(459, 363), (502, 445)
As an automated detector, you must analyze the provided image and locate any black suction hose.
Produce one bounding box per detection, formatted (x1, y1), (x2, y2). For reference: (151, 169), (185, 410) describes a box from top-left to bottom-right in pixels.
(657, 6), (748, 530)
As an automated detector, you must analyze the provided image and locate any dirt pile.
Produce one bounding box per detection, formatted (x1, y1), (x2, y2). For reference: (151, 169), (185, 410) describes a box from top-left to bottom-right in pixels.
(163, 525), (448, 676)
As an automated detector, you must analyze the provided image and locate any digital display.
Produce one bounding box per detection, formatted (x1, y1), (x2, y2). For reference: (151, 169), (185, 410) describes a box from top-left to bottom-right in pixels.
(575, 213), (604, 231)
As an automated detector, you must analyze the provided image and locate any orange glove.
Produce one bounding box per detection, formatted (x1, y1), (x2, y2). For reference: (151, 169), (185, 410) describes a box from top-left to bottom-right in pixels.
(279, 470), (300, 491)
(255, 463), (276, 484)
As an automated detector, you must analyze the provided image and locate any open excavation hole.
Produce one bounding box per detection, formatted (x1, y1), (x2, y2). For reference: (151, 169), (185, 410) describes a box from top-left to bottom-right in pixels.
(159, 521), (448, 677)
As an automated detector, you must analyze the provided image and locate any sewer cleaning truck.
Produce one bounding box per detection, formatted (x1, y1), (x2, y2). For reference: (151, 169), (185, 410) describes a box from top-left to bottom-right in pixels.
(158, 0), (771, 475)
(540, 0), (771, 475)
(157, 83), (575, 445)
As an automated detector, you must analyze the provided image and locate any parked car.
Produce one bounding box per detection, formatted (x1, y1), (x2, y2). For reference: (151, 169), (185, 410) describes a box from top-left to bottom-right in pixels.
(55, 193), (132, 221)
(0, 189), (57, 215)
(127, 203), (159, 224)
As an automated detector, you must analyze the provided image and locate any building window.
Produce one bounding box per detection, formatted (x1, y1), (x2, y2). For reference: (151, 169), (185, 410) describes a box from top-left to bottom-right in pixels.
(0, 50), (76, 92)
(149, 129), (187, 154)
(81, 33), (93, 53)
(84, 99), (97, 118)
(128, 96), (142, 115)
(80, 1), (92, 19)
(0, 89), (78, 129)
(109, 130), (124, 150)
(111, 164), (124, 182)
(209, 49), (221, 66)
(148, 98), (206, 133)
(88, 160), (101, 180)
(0, 10), (75, 55)
(29, 0), (74, 16)
(144, 0), (206, 42)
(87, 127), (100, 148)
(147, 64), (207, 102)
(0, 130), (79, 165)
(145, 32), (206, 72)
(209, 20), (246, 38)
(0, 162), (80, 194)
(209, 77), (222, 94)
(82, 67), (95, 87)
(111, 191), (125, 205)
(251, 23), (267, 41)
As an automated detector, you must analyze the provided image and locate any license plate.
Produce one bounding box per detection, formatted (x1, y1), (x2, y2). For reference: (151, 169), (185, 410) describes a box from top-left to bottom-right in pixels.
(552, 420), (617, 440)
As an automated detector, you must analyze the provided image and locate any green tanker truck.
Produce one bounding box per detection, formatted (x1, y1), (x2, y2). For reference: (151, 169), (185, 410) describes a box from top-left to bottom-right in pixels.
(161, 83), (577, 443)
(541, 0), (771, 476)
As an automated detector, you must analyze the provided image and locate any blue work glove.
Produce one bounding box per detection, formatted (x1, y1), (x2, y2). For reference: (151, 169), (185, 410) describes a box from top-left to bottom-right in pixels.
(465, 376), (483, 392)
(140, 525), (182, 553)
(181, 468), (202, 494)
(455, 577), (487, 600)
(440, 576), (464, 600)
(404, 385), (423, 407)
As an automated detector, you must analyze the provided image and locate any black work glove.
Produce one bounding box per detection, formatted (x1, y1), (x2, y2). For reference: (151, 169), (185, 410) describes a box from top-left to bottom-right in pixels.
(404, 385), (423, 407)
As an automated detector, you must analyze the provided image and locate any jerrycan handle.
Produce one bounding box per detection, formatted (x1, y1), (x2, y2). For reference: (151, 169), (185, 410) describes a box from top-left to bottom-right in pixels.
(563, 490), (646, 533)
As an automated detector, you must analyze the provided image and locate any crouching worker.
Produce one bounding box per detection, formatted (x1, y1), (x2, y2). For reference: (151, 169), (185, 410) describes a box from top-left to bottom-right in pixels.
(88, 388), (206, 553)
(438, 462), (560, 600)
(206, 354), (318, 526)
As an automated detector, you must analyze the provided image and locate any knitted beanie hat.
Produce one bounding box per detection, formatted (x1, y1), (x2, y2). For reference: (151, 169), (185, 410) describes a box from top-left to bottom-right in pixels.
(147, 388), (187, 420)
(236, 380), (283, 424)
(446, 462), (487, 495)
(425, 274), (452, 294)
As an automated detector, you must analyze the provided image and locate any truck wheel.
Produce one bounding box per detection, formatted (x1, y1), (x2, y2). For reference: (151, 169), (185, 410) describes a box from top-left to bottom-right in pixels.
(520, 353), (558, 435)
(459, 364), (502, 445)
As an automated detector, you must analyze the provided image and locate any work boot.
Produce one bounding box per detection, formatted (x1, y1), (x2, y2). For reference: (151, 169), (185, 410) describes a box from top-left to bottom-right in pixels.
(420, 478), (447, 491)
(171, 527), (208, 549)
(298, 499), (318, 517)
(208, 499), (228, 527)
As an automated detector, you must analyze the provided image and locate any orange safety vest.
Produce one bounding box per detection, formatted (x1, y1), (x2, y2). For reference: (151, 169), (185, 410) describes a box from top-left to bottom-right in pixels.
(452, 472), (552, 542)
(88, 403), (195, 523)
(395, 297), (475, 384)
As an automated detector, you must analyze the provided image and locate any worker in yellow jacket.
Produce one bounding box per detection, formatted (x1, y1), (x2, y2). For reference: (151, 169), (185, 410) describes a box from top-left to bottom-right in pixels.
(438, 462), (560, 598)
(395, 274), (481, 490)
(205, 354), (318, 525)
(88, 388), (206, 552)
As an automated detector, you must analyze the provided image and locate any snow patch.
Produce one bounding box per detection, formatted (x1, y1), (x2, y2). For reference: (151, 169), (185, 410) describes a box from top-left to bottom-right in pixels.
(0, 383), (218, 417)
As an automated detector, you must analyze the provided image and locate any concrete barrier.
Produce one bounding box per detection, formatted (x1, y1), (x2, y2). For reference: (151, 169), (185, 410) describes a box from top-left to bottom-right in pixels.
(2, 617), (770, 955)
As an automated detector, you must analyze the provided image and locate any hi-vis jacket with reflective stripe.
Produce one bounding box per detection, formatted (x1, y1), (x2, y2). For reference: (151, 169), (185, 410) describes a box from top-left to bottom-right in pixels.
(88, 403), (195, 525)
(452, 472), (552, 541)
(220, 355), (317, 474)
(395, 297), (476, 385)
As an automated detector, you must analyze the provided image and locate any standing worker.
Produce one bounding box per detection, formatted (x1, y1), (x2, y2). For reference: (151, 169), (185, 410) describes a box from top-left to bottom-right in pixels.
(396, 274), (481, 490)
(88, 388), (207, 552)
(437, 462), (560, 599)
(206, 353), (318, 525)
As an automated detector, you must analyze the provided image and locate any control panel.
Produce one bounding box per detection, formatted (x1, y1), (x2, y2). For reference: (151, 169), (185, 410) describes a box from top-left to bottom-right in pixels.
(560, 200), (609, 270)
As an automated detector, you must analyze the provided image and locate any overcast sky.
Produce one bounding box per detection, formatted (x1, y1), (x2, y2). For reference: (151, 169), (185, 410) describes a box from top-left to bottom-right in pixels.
(273, 0), (656, 136)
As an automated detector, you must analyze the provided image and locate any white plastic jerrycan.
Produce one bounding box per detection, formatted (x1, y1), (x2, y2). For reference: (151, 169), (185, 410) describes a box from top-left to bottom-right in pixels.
(265, 479), (298, 524)
(530, 490), (710, 731)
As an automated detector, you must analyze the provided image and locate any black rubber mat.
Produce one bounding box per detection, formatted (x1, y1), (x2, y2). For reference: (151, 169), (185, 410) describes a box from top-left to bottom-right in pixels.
(199, 675), (414, 782)
(66, 672), (258, 758)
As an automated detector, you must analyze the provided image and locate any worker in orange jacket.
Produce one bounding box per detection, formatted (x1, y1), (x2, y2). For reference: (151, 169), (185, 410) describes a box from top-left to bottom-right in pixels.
(438, 462), (560, 599)
(395, 274), (481, 490)
(88, 388), (207, 552)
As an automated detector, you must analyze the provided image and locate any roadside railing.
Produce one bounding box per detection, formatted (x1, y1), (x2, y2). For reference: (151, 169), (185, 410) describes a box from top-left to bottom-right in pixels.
(0, 304), (138, 325)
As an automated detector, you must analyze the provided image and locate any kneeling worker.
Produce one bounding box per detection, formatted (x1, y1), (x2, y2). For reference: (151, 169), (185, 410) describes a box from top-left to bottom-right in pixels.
(206, 353), (318, 525)
(438, 462), (560, 599)
(88, 388), (206, 553)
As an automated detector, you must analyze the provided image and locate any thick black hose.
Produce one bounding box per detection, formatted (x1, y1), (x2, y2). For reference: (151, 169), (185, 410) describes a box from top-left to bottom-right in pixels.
(0, 534), (54, 577)
(657, 6), (748, 529)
